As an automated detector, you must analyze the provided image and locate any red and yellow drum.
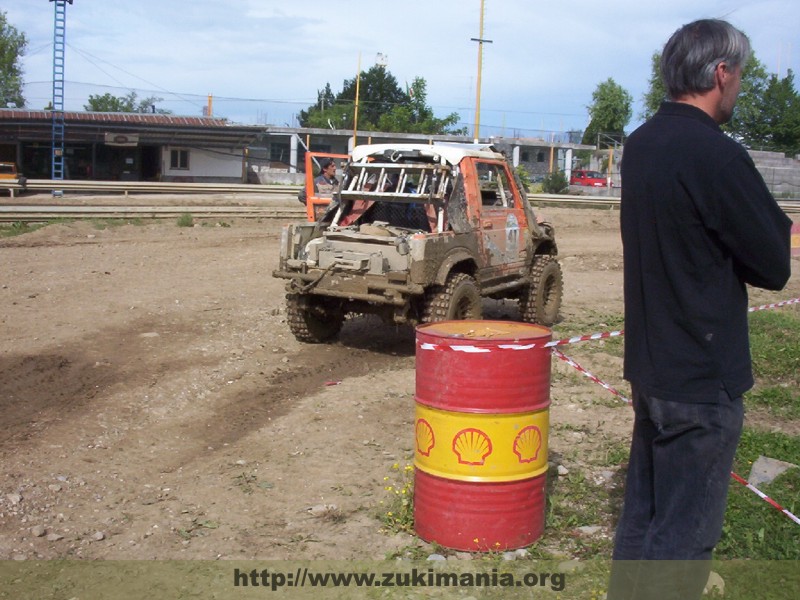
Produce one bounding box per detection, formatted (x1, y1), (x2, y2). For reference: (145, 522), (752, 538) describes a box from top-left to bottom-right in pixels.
(413, 320), (551, 551)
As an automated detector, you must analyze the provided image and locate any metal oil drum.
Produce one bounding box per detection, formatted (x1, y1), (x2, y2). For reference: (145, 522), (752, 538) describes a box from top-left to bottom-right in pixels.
(413, 320), (551, 551)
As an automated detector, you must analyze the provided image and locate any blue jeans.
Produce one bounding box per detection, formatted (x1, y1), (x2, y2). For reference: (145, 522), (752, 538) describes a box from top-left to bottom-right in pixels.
(607, 385), (744, 599)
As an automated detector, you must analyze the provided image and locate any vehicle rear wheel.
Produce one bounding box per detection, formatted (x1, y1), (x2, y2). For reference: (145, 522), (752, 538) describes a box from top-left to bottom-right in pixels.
(286, 294), (344, 343)
(521, 255), (562, 326)
(422, 272), (482, 323)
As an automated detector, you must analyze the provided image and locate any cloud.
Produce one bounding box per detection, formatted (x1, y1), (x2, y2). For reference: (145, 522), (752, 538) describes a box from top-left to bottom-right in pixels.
(9, 0), (799, 133)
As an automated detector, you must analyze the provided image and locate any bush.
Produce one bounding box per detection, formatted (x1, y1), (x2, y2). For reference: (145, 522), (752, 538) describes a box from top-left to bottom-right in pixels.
(177, 213), (194, 227)
(515, 164), (532, 191)
(542, 170), (569, 194)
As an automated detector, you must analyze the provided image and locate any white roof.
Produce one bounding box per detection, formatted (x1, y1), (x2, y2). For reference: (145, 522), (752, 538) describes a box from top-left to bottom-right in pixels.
(350, 142), (504, 165)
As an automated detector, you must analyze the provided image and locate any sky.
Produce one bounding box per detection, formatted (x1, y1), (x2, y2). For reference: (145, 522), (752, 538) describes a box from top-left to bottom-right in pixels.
(6, 0), (799, 139)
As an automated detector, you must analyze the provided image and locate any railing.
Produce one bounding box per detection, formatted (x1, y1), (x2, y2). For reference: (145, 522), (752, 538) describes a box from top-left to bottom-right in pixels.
(3, 181), (798, 219)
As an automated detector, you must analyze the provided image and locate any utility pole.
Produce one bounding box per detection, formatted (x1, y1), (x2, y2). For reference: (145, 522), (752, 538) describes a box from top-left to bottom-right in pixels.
(470, 0), (492, 143)
(49, 0), (73, 195)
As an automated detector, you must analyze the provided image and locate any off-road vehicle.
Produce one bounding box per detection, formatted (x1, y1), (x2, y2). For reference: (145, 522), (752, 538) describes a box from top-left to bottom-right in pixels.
(273, 142), (562, 343)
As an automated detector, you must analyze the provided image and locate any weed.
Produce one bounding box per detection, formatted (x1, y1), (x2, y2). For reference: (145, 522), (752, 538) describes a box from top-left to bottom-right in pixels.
(378, 462), (415, 534)
(177, 518), (219, 539)
(232, 472), (258, 494)
(176, 213), (194, 227)
(318, 506), (346, 524)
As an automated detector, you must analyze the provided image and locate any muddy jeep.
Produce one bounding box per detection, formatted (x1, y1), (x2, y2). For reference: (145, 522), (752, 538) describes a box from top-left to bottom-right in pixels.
(273, 142), (562, 343)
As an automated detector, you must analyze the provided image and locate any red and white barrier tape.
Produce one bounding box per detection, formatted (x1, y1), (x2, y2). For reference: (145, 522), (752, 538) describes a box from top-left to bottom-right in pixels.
(545, 330), (624, 348)
(416, 330), (625, 353)
(419, 297), (799, 354)
(550, 299), (800, 527)
(748, 297), (800, 312)
(550, 348), (631, 405)
(730, 472), (800, 526)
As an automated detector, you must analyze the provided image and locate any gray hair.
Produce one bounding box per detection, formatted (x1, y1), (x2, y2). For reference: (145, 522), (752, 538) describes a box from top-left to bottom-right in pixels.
(660, 19), (751, 100)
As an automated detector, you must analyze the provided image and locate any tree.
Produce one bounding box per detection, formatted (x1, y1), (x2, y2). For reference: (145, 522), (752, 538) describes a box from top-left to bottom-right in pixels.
(724, 53), (770, 144)
(641, 52), (666, 120)
(756, 70), (800, 155)
(0, 11), (28, 108)
(724, 58), (800, 155)
(297, 83), (336, 126)
(338, 65), (408, 129)
(377, 78), (465, 134)
(582, 78), (632, 148)
(298, 66), (465, 135)
(84, 91), (171, 114)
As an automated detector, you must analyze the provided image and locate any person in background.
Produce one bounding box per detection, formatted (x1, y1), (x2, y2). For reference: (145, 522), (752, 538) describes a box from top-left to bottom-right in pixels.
(298, 158), (339, 204)
(608, 18), (792, 600)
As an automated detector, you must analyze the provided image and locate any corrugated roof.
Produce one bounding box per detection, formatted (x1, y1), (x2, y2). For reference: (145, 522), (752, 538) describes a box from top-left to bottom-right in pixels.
(0, 108), (234, 128)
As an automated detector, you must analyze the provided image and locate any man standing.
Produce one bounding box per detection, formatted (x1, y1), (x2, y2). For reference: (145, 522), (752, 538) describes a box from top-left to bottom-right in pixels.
(298, 159), (339, 205)
(609, 19), (792, 600)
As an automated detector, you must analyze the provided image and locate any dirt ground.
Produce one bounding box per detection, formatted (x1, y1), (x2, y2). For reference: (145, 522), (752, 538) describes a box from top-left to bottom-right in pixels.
(1, 204), (798, 562)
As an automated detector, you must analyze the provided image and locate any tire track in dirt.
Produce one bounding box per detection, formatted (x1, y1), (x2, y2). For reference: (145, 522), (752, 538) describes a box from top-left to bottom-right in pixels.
(184, 318), (417, 455)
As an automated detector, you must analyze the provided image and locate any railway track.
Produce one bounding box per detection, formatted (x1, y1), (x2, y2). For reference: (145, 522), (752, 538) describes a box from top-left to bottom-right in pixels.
(0, 204), (305, 223)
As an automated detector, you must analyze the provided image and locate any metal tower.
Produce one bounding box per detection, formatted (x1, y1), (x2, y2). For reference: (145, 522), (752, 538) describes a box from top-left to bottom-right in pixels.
(50, 1), (73, 191)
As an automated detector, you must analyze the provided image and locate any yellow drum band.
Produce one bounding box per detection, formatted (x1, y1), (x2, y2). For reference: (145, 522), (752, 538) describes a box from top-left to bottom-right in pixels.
(414, 403), (549, 483)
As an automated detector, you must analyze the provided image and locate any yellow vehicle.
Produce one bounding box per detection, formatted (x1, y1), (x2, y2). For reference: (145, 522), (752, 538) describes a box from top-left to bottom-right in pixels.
(0, 162), (27, 196)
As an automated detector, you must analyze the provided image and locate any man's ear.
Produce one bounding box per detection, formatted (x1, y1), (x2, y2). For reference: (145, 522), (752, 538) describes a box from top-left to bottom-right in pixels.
(715, 62), (735, 89)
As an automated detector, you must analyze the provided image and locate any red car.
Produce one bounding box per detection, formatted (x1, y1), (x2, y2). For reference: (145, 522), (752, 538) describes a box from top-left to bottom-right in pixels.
(570, 169), (608, 187)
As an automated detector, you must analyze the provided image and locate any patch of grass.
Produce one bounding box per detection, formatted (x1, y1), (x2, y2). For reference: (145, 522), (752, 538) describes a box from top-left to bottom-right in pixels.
(176, 212), (194, 227)
(717, 428), (800, 560)
(0, 221), (38, 237)
(89, 218), (145, 229)
(530, 467), (618, 559)
(749, 309), (800, 381)
(747, 309), (800, 420)
(0, 219), (75, 237)
(746, 385), (800, 419)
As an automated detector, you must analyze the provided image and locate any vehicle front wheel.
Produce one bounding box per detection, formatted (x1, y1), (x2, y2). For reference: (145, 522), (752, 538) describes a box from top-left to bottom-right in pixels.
(285, 294), (344, 343)
(521, 256), (563, 326)
(422, 272), (482, 323)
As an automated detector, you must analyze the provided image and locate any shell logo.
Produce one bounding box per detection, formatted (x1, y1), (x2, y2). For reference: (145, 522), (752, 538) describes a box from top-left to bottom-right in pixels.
(452, 428), (492, 465)
(512, 425), (543, 463)
(415, 419), (435, 456)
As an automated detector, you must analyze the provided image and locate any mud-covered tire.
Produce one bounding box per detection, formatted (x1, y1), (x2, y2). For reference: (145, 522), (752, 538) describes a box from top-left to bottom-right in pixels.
(521, 256), (563, 326)
(422, 272), (482, 323)
(286, 294), (344, 343)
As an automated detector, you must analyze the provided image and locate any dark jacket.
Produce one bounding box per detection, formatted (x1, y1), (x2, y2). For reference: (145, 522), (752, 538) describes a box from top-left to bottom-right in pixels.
(621, 101), (792, 403)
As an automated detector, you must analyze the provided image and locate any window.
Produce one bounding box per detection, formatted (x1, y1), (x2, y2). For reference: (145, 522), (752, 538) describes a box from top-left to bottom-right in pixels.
(521, 151), (530, 162)
(270, 143), (290, 164)
(170, 149), (189, 170)
(537, 151), (545, 163)
(476, 162), (514, 208)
